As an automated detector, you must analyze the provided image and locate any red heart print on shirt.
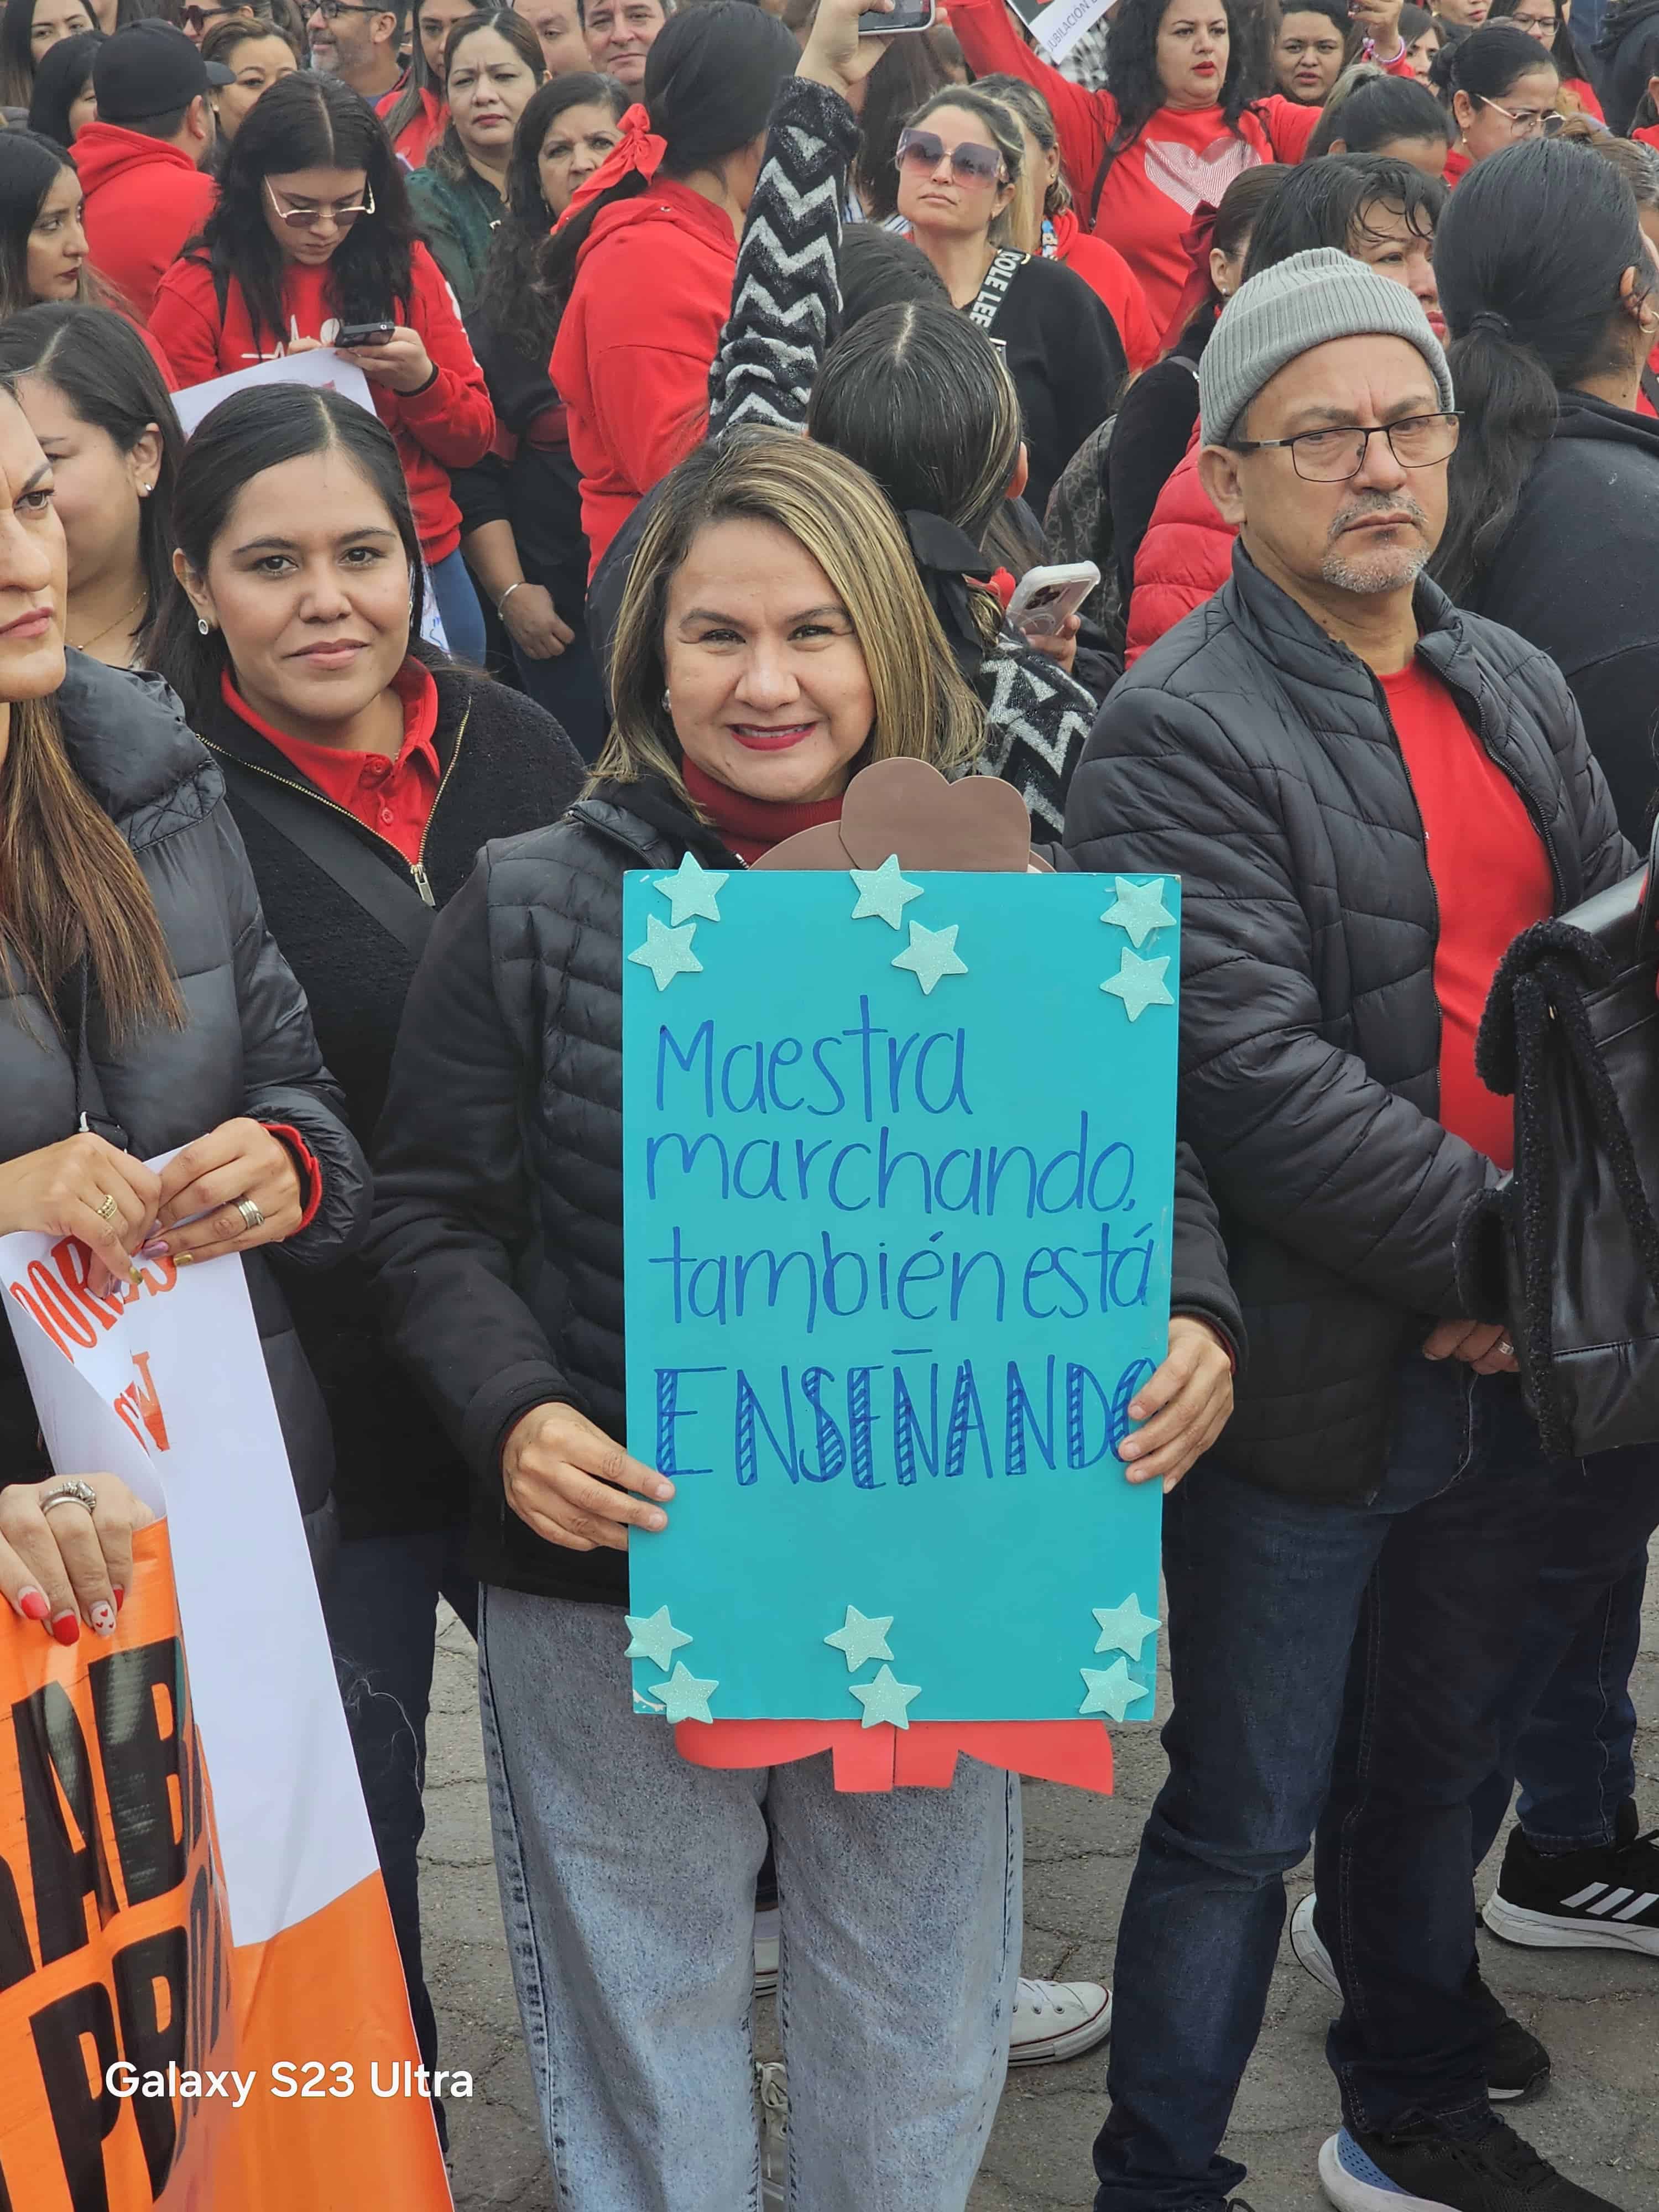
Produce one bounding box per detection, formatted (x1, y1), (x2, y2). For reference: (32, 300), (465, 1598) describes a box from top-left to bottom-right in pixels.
(1143, 135), (1264, 216)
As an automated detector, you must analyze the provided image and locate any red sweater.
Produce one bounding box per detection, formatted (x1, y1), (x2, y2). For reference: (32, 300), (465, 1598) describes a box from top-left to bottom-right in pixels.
(551, 179), (737, 575)
(378, 82), (446, 169)
(1049, 209), (1160, 373)
(149, 243), (494, 565)
(74, 123), (216, 324)
(950, 0), (1412, 330)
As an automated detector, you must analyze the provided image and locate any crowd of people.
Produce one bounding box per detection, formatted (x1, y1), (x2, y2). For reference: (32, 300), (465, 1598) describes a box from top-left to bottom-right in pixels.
(0, 0), (1652, 2203)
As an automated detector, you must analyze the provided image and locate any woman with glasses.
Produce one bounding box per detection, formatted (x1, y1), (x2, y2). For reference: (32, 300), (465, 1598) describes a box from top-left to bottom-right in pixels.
(893, 85), (1126, 515)
(1489, 0), (1602, 111)
(0, 0), (92, 107)
(542, 0), (797, 572)
(406, 8), (544, 308)
(201, 12), (298, 141)
(1431, 21), (1559, 181)
(150, 71), (495, 661)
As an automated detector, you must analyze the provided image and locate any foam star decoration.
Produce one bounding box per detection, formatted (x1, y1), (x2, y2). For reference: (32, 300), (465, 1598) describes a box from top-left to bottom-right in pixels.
(849, 1664), (922, 1730)
(1100, 876), (1176, 950)
(652, 1662), (719, 1724)
(623, 1605), (693, 1672)
(891, 920), (967, 996)
(1100, 947), (1174, 1023)
(1078, 1658), (1141, 1721)
(824, 1605), (895, 1672)
(1092, 1594), (1161, 1663)
(849, 854), (924, 930)
(628, 912), (702, 992)
(653, 851), (728, 926)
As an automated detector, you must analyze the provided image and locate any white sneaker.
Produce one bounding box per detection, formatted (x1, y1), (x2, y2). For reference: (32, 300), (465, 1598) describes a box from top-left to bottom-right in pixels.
(754, 2059), (788, 2209)
(1290, 1893), (1341, 1996)
(1007, 1975), (1113, 2065)
(753, 1904), (780, 1997)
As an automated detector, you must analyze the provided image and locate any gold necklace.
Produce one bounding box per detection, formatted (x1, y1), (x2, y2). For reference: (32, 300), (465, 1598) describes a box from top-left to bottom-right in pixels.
(70, 591), (146, 658)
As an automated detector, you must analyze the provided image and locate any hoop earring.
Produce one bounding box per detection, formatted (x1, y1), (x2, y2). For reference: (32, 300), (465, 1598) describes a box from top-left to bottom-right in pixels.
(197, 617), (211, 637)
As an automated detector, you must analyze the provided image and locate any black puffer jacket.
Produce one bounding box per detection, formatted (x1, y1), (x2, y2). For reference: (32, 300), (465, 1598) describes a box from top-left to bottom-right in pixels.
(1592, 0), (1659, 133)
(0, 657), (371, 1556)
(1065, 550), (1630, 1500)
(366, 776), (1244, 1604)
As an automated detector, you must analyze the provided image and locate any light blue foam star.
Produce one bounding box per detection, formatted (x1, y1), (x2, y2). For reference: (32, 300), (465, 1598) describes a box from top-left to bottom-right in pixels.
(1078, 1658), (1140, 1721)
(624, 1605), (693, 1672)
(1092, 1595), (1161, 1663)
(849, 854), (924, 930)
(652, 1662), (719, 1724)
(1100, 947), (1174, 1023)
(653, 851), (728, 925)
(628, 912), (703, 992)
(891, 920), (967, 996)
(1100, 876), (1176, 949)
(848, 1663), (922, 1730)
(824, 1605), (895, 1672)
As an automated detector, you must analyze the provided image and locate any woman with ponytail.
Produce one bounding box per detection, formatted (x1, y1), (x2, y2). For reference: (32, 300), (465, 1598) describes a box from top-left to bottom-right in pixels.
(1434, 137), (1659, 834)
(1431, 20), (1561, 182)
(542, 0), (798, 571)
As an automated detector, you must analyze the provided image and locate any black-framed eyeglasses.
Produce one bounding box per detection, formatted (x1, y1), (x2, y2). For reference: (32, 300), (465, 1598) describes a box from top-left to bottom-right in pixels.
(182, 1), (236, 24)
(895, 128), (1006, 188)
(1231, 411), (1462, 482)
(308, 0), (385, 19)
(1477, 94), (1565, 136)
(264, 177), (376, 229)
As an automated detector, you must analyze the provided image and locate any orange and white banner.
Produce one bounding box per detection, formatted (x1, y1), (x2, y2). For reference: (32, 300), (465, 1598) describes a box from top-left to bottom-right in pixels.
(0, 1225), (453, 2212)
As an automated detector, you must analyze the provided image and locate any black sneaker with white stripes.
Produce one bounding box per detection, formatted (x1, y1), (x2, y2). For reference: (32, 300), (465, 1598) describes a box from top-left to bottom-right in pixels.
(1483, 1799), (1659, 1957)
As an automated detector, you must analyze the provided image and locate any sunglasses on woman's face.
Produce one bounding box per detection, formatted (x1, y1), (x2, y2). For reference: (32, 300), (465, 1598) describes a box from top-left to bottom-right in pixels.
(895, 128), (1006, 188)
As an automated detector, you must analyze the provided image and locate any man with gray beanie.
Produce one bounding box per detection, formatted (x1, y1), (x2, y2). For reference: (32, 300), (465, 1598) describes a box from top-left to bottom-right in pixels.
(1066, 249), (1635, 2212)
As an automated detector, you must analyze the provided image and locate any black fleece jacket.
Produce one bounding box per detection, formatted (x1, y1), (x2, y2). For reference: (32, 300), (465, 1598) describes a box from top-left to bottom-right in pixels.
(364, 775), (1244, 1605)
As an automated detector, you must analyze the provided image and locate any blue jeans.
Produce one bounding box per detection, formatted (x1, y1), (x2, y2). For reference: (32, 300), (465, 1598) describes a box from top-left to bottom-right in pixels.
(1471, 1448), (1659, 1860)
(1093, 1356), (1577, 2212)
(323, 1528), (478, 2150)
(478, 1585), (1021, 2211)
(427, 546), (487, 665)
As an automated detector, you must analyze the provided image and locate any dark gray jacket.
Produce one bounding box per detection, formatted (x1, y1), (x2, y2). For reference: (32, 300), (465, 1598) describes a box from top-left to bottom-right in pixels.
(1065, 549), (1631, 1499)
(0, 656), (371, 1558)
(366, 775), (1244, 1605)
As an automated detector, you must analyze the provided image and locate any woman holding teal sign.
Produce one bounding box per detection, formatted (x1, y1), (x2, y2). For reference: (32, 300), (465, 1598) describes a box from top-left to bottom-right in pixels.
(366, 429), (1240, 2205)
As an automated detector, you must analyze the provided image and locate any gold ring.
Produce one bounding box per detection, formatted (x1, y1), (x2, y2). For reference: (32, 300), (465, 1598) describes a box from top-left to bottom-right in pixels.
(234, 1196), (265, 1232)
(94, 1193), (119, 1225)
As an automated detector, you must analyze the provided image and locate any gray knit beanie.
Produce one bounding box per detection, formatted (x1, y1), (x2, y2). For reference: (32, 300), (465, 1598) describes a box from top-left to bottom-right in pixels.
(1198, 247), (1455, 447)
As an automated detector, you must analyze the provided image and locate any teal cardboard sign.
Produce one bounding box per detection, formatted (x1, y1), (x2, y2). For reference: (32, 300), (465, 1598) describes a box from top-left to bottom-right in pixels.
(621, 862), (1178, 1728)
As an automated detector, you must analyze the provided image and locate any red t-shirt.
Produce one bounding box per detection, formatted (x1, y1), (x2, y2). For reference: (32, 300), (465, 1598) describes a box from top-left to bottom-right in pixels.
(222, 659), (441, 866)
(1380, 658), (1552, 1170)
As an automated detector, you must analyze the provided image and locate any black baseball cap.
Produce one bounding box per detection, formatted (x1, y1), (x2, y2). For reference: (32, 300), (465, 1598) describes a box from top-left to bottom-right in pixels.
(92, 20), (232, 123)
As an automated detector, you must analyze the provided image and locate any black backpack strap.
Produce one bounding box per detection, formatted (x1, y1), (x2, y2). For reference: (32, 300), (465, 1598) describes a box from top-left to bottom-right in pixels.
(222, 768), (438, 964)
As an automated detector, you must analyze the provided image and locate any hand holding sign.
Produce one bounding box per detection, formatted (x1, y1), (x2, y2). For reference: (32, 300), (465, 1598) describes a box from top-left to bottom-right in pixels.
(0, 1130), (159, 1294)
(0, 1469), (153, 1640)
(503, 1399), (675, 1552)
(153, 1117), (304, 1264)
(1119, 1314), (1233, 1491)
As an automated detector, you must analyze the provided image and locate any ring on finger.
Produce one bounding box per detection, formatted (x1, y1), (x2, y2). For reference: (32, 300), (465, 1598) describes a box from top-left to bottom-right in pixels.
(94, 1192), (119, 1225)
(40, 1478), (99, 1517)
(233, 1195), (265, 1233)
(1498, 1338), (1515, 1359)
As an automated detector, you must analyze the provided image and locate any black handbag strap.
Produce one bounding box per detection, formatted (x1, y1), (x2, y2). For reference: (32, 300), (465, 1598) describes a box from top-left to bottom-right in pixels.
(224, 767), (438, 964)
(964, 248), (1028, 341)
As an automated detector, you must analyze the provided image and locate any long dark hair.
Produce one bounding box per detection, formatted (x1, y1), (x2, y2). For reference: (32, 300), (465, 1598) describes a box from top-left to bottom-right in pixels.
(26, 27), (100, 144)
(1305, 66), (1454, 155)
(1101, 0), (1267, 174)
(0, 129), (87, 317)
(194, 72), (416, 354)
(1243, 149), (1445, 276)
(152, 384), (426, 724)
(1488, 0), (1584, 83)
(424, 8), (544, 184)
(0, 304), (182, 658)
(474, 70), (627, 359)
(1432, 139), (1650, 598)
(851, 34), (947, 220)
(539, 0), (796, 311)
(380, 0), (443, 150)
(0, 0), (72, 106)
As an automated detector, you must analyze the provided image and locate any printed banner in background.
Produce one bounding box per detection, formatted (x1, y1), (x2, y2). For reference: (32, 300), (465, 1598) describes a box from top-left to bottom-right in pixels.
(1006, 0), (1117, 65)
(0, 1228), (453, 2212)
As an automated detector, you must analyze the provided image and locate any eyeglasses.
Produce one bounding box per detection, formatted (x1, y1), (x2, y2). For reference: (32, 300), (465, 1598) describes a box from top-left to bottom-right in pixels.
(264, 177), (376, 229)
(181, 1), (235, 24)
(1231, 411), (1462, 481)
(1477, 94), (1564, 135)
(308, 1), (384, 19)
(895, 128), (1006, 188)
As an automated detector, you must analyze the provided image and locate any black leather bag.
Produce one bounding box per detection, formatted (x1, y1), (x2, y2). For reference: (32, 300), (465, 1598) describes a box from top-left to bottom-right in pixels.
(1458, 816), (1659, 1460)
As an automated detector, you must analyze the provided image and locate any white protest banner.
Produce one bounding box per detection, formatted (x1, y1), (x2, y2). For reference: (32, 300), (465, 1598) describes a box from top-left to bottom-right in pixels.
(0, 1226), (454, 2211)
(1010, 0), (1115, 63)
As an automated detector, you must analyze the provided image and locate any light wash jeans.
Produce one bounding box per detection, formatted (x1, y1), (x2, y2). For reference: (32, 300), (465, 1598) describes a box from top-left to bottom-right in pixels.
(478, 1585), (1022, 2212)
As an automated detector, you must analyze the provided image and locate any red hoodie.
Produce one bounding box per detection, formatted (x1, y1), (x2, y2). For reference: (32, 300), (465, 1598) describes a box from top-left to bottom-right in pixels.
(1048, 210), (1160, 373)
(149, 241), (494, 565)
(551, 178), (737, 573)
(74, 122), (216, 324)
(378, 82), (447, 169)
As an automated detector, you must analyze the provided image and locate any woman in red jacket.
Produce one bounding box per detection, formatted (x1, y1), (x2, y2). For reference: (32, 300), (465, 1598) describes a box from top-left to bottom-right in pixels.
(541, 0), (797, 573)
(948, 0), (1415, 331)
(151, 72), (495, 659)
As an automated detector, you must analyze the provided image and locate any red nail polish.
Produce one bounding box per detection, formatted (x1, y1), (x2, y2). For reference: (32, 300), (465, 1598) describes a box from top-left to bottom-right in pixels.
(112, 1584), (125, 1612)
(51, 1612), (79, 1645)
(17, 1588), (48, 1622)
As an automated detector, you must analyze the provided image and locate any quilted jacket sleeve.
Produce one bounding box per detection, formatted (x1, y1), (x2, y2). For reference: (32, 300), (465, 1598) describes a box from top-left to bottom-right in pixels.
(211, 805), (371, 1268)
(1519, 636), (1634, 897)
(1065, 685), (1492, 1316)
(365, 857), (580, 1480)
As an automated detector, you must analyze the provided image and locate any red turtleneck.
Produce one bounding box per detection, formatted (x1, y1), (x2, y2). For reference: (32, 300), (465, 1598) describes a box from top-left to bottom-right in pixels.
(682, 756), (845, 863)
